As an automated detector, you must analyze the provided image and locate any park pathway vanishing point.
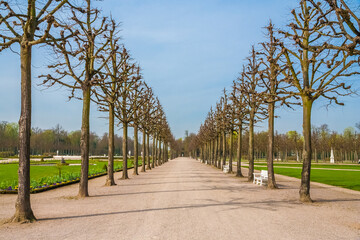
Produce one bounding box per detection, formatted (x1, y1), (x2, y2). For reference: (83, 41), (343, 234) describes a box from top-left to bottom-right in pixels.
(0, 157), (359, 240)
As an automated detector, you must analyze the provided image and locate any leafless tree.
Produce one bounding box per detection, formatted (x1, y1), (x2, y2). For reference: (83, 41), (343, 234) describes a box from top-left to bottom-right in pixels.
(279, 0), (359, 202)
(214, 101), (224, 168)
(258, 22), (294, 189)
(0, 0), (68, 222)
(307, 0), (360, 55)
(93, 33), (136, 185)
(230, 81), (248, 177)
(41, 0), (111, 197)
(114, 60), (142, 179)
(137, 84), (156, 171)
(237, 47), (267, 182)
(128, 81), (146, 175)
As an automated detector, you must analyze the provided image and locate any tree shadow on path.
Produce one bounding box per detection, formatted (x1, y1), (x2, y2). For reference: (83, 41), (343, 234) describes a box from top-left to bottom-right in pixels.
(38, 199), (301, 222)
(91, 188), (216, 198)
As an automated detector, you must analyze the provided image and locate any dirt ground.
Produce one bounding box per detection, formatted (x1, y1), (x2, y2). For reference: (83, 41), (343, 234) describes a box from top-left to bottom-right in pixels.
(0, 157), (359, 240)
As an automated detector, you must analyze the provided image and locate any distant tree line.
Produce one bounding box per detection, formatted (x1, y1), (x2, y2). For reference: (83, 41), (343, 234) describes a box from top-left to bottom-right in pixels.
(0, 122), (140, 157)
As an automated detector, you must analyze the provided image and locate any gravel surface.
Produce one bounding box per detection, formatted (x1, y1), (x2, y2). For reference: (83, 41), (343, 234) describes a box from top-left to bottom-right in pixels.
(0, 157), (359, 240)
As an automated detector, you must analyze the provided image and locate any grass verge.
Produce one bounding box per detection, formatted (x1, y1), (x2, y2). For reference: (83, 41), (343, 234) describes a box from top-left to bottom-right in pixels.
(253, 165), (360, 191)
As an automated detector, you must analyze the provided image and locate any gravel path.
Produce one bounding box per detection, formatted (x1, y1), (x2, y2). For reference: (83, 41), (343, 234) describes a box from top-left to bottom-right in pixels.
(0, 157), (359, 240)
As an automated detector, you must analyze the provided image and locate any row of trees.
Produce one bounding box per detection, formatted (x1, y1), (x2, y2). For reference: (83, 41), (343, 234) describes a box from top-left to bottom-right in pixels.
(0, 0), (178, 223)
(188, 0), (360, 203)
(182, 125), (360, 163)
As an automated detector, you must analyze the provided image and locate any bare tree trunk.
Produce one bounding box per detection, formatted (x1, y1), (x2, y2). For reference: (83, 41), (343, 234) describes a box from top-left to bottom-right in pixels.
(146, 133), (151, 170)
(158, 140), (162, 165)
(208, 142), (211, 163)
(121, 122), (129, 179)
(207, 142), (209, 163)
(210, 140), (214, 165)
(211, 140), (214, 165)
(133, 125), (139, 175)
(207, 142), (210, 163)
(151, 135), (156, 168)
(154, 136), (158, 166)
(222, 131), (226, 168)
(163, 141), (166, 162)
(141, 130), (146, 172)
(248, 113), (255, 182)
(78, 85), (90, 197)
(9, 45), (36, 222)
(203, 143), (207, 163)
(217, 134), (221, 168)
(236, 124), (244, 177)
(299, 97), (313, 202)
(106, 103), (116, 185)
(267, 101), (277, 189)
(167, 142), (170, 161)
(214, 138), (218, 167)
(229, 130), (233, 173)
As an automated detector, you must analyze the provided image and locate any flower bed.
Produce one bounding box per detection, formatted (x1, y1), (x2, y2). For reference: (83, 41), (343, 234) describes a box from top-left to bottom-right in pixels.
(0, 166), (135, 194)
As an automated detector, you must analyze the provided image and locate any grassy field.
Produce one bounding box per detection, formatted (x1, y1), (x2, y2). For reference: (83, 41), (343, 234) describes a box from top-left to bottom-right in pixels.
(251, 163), (360, 191)
(0, 158), (142, 190)
(254, 162), (360, 170)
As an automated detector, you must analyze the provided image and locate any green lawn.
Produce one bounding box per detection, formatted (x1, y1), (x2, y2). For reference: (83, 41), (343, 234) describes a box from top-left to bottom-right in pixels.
(1, 161), (119, 182)
(0, 158), (142, 190)
(252, 165), (360, 191)
(254, 163), (360, 170)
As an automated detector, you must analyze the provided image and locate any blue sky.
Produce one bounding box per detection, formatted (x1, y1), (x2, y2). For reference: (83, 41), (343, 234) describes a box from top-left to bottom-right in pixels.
(0, 0), (359, 139)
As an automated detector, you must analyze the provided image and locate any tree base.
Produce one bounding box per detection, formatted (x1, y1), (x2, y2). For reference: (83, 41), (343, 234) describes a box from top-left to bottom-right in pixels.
(300, 194), (313, 203)
(146, 167), (151, 170)
(104, 179), (116, 186)
(267, 183), (278, 189)
(77, 192), (89, 198)
(235, 173), (244, 177)
(4, 211), (36, 224)
(119, 175), (129, 180)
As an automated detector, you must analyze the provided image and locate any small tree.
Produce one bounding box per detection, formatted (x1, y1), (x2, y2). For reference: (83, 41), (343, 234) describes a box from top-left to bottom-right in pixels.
(237, 47), (267, 182)
(137, 83), (155, 172)
(129, 81), (146, 175)
(230, 81), (247, 177)
(214, 101), (224, 168)
(258, 22), (294, 189)
(114, 62), (142, 179)
(41, 0), (111, 197)
(92, 23), (125, 186)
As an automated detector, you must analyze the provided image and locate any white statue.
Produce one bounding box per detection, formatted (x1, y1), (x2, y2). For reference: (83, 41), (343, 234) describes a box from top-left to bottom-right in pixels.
(330, 148), (335, 163)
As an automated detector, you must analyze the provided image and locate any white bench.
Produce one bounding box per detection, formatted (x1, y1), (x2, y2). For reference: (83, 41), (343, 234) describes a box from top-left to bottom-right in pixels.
(223, 164), (229, 173)
(253, 170), (268, 186)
